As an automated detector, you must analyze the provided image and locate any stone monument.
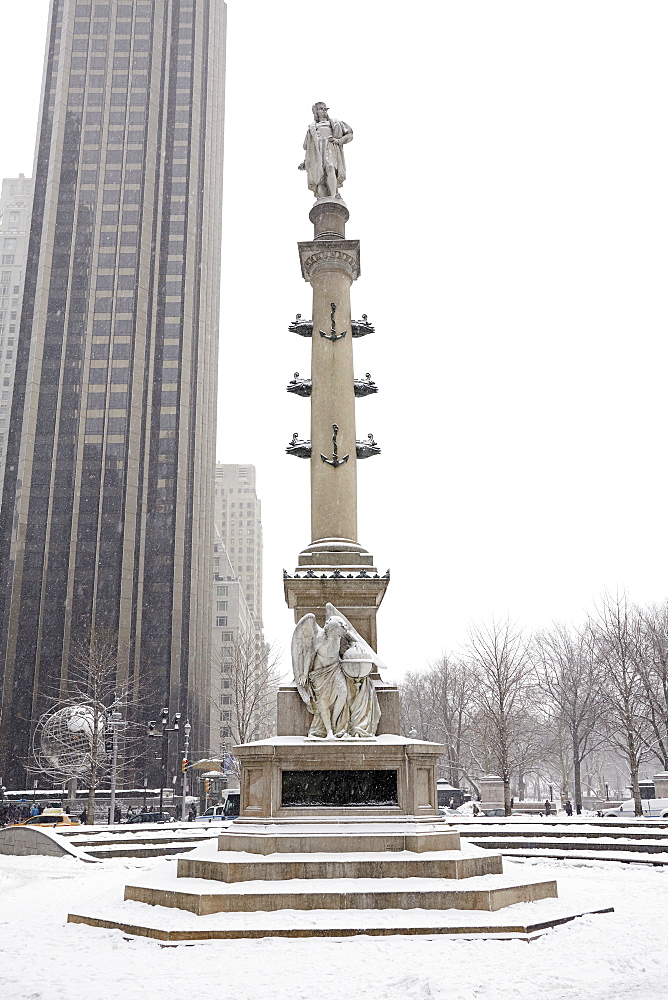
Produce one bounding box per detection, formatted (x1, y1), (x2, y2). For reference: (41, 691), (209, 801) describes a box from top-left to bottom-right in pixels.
(281, 100), (398, 736)
(68, 105), (611, 941)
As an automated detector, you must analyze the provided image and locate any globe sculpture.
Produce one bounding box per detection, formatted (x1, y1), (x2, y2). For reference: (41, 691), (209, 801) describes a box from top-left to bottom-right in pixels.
(37, 705), (107, 777)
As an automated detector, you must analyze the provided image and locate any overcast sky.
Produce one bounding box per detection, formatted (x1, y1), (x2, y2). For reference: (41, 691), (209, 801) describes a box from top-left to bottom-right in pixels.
(2, 2), (668, 681)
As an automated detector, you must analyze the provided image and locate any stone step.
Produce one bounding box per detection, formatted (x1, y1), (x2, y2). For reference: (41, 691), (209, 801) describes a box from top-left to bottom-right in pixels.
(459, 825), (668, 842)
(68, 832), (213, 848)
(83, 842), (205, 859)
(123, 872), (558, 915)
(68, 904), (613, 942)
(452, 818), (668, 830)
(217, 826), (460, 856)
(493, 848), (668, 866)
(177, 848), (503, 883)
(463, 837), (668, 855)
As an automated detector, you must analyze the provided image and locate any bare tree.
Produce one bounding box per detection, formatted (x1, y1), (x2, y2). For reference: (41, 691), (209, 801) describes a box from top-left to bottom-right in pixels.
(399, 657), (476, 789)
(533, 622), (608, 813)
(424, 654), (475, 788)
(31, 628), (143, 823)
(466, 618), (538, 815)
(214, 633), (283, 747)
(592, 592), (652, 816)
(638, 603), (668, 770)
(399, 669), (435, 739)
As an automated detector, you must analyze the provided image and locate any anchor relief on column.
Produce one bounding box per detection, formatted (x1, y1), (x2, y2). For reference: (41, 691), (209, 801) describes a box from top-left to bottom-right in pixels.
(320, 423), (349, 468)
(319, 302), (346, 342)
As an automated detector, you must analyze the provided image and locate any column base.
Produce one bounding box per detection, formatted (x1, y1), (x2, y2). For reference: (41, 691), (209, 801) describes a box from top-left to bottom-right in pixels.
(298, 536), (375, 568)
(283, 567), (389, 649)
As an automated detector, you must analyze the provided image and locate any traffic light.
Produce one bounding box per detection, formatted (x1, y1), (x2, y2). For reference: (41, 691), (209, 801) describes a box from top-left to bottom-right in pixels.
(204, 778), (210, 793)
(181, 758), (189, 774)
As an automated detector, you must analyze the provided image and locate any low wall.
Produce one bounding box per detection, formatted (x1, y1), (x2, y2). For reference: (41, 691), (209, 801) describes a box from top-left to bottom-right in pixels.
(0, 825), (96, 861)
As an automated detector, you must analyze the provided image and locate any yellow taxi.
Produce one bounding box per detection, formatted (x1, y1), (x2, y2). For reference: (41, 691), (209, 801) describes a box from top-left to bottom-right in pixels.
(19, 808), (80, 828)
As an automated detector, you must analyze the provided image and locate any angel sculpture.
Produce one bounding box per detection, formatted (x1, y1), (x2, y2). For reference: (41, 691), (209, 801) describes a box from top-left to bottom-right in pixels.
(291, 603), (385, 739)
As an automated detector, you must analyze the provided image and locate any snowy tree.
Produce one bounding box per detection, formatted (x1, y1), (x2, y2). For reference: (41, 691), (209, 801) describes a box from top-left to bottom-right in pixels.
(31, 628), (143, 824)
(638, 604), (668, 771)
(466, 618), (541, 815)
(533, 622), (608, 812)
(213, 633), (282, 747)
(592, 593), (653, 816)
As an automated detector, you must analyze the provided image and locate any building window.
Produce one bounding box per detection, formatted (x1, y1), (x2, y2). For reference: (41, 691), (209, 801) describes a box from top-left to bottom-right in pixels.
(216, 616), (228, 627)
(216, 600), (228, 612)
(216, 585), (228, 597)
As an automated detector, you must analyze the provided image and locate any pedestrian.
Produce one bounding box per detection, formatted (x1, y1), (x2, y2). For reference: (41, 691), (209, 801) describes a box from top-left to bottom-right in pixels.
(188, 804), (197, 822)
(544, 799), (551, 817)
(30, 803), (39, 817)
(564, 799), (573, 816)
(114, 805), (121, 823)
(79, 807), (87, 824)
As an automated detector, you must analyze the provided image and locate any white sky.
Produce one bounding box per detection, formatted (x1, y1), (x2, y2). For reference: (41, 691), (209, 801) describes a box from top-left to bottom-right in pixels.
(1, 2), (668, 678)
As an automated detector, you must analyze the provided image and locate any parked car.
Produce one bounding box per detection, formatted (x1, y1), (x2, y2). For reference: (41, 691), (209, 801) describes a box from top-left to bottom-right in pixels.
(124, 811), (174, 824)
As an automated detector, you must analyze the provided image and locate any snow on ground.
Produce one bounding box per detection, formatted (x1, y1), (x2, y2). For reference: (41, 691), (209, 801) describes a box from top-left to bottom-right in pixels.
(1, 851), (667, 1000)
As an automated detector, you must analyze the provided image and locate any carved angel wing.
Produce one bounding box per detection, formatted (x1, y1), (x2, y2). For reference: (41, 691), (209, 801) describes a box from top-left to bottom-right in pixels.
(325, 603), (387, 670)
(291, 613), (323, 706)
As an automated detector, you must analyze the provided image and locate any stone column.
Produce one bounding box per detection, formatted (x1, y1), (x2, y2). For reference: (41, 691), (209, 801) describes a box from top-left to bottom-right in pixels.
(285, 198), (390, 653)
(299, 200), (359, 545)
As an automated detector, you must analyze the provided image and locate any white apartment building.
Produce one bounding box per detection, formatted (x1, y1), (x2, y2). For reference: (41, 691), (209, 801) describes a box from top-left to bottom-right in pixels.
(211, 464), (266, 756)
(0, 175), (33, 507)
(214, 463), (263, 624)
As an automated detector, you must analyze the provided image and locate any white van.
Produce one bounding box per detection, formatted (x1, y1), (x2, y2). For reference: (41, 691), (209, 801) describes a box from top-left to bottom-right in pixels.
(197, 789), (240, 823)
(602, 797), (668, 819)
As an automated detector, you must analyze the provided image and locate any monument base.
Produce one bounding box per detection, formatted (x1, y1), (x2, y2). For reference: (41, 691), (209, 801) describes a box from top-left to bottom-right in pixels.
(64, 735), (617, 938)
(230, 735), (441, 820)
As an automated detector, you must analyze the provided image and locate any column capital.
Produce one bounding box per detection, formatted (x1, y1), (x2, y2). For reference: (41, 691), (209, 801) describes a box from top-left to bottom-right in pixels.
(298, 239), (360, 283)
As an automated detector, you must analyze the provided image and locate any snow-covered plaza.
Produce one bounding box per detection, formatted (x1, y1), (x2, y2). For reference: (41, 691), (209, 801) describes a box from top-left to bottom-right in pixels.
(1, 850), (666, 1000)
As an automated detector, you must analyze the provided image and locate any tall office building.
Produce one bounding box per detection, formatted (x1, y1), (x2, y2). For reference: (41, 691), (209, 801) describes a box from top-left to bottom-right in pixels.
(0, 175), (34, 509)
(0, 1), (226, 786)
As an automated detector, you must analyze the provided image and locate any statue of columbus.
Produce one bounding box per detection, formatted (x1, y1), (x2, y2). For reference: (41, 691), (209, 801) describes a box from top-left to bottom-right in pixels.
(298, 102), (353, 200)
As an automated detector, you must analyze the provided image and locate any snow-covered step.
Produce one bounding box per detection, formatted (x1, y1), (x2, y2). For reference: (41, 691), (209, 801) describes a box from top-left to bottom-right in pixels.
(122, 870), (558, 915)
(177, 844), (503, 883)
(458, 824), (668, 842)
(496, 847), (668, 866)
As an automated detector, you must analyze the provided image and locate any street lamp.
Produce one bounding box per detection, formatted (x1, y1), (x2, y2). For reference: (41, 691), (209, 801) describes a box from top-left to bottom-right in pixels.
(181, 720), (192, 821)
(147, 708), (182, 817)
(107, 709), (122, 825)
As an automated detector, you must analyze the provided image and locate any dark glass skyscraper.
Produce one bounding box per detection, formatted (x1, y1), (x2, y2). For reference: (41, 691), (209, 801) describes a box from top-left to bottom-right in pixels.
(0, 0), (226, 786)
